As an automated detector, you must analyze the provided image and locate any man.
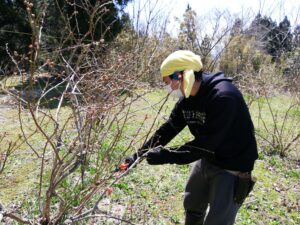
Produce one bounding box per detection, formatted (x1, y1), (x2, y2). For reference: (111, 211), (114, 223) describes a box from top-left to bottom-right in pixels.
(126, 50), (258, 225)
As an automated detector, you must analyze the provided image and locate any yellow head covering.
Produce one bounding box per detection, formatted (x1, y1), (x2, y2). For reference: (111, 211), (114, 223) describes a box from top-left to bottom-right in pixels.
(160, 50), (202, 98)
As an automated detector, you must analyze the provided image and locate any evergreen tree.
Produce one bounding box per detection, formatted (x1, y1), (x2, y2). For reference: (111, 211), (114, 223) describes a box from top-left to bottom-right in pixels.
(267, 16), (293, 59)
(199, 34), (213, 71)
(46, 0), (131, 44)
(231, 18), (243, 36)
(278, 16), (293, 52)
(178, 4), (199, 52)
(0, 0), (131, 71)
(293, 25), (300, 48)
(281, 24), (300, 83)
(0, 0), (31, 69)
(247, 14), (274, 50)
(247, 14), (293, 60)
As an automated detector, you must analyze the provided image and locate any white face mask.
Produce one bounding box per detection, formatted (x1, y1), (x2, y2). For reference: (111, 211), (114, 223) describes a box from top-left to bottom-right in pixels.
(165, 83), (184, 98)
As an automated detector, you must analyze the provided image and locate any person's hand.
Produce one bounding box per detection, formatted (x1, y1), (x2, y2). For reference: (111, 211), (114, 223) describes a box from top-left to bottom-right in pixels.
(117, 153), (138, 171)
(146, 146), (171, 165)
(125, 153), (137, 167)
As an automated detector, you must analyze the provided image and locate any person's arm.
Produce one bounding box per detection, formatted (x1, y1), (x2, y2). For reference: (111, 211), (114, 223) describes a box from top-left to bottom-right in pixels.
(147, 95), (237, 165)
(139, 100), (187, 155)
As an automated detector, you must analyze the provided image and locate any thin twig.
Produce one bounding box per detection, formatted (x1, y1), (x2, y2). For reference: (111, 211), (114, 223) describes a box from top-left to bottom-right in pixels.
(2, 211), (32, 225)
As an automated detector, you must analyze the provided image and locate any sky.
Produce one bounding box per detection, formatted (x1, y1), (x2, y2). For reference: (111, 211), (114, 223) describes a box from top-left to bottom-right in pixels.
(165, 0), (299, 21)
(125, 0), (300, 34)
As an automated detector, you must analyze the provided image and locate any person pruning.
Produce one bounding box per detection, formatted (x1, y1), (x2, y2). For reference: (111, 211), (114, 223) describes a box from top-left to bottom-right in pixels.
(126, 50), (258, 225)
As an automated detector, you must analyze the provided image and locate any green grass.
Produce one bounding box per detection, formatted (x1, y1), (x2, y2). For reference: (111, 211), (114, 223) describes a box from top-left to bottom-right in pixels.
(248, 94), (300, 158)
(238, 157), (300, 225)
(0, 76), (23, 90)
(0, 105), (73, 204)
(107, 91), (300, 225)
(0, 88), (299, 224)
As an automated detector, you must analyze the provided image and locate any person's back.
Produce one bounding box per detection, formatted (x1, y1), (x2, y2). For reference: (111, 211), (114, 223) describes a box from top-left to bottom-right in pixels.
(189, 72), (258, 172)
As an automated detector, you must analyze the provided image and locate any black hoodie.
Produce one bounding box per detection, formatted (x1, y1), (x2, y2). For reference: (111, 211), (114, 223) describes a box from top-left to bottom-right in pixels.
(142, 72), (258, 172)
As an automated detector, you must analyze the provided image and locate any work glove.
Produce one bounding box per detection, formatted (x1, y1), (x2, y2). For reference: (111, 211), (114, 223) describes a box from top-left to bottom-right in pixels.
(121, 147), (150, 171)
(146, 146), (172, 165)
(124, 153), (138, 168)
(116, 156), (134, 171)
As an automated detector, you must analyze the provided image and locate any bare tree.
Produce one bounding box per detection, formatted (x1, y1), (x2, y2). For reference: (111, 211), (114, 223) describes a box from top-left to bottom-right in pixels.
(0, 1), (171, 224)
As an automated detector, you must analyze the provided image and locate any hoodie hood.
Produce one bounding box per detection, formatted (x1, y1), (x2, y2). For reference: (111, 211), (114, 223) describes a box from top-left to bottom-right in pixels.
(197, 72), (232, 97)
(202, 72), (232, 87)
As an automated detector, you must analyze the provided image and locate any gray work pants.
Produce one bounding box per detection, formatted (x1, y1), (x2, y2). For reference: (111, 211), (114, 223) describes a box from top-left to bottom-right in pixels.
(183, 159), (241, 225)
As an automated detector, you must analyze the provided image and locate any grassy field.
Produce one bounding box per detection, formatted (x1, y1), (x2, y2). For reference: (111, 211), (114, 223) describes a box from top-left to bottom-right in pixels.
(0, 84), (299, 224)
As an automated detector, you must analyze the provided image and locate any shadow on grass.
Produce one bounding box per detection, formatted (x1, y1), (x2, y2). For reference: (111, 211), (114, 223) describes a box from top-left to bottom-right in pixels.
(14, 75), (71, 109)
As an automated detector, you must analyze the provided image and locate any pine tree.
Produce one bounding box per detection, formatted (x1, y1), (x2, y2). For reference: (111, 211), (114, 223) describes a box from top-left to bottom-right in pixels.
(178, 4), (199, 52)
(247, 14), (293, 60)
(281, 24), (300, 85)
(293, 25), (300, 48)
(0, 0), (31, 68)
(278, 16), (293, 52)
(49, 0), (131, 44)
(199, 34), (213, 71)
(231, 18), (243, 36)
(267, 16), (293, 59)
(0, 0), (131, 70)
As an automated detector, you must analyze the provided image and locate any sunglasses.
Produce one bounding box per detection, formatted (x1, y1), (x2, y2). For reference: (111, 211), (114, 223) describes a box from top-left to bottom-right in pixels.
(169, 71), (183, 80)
